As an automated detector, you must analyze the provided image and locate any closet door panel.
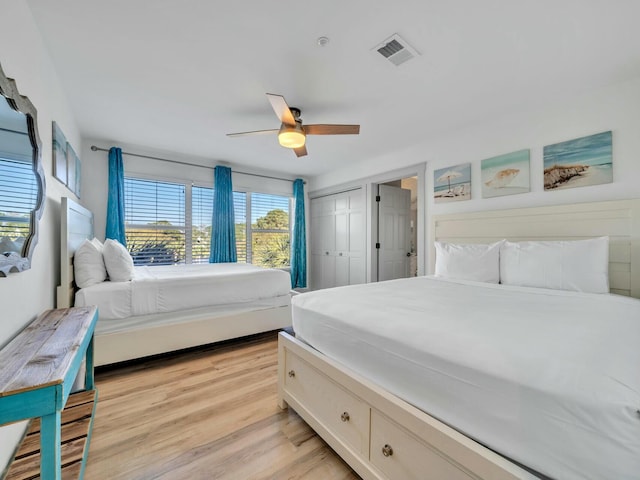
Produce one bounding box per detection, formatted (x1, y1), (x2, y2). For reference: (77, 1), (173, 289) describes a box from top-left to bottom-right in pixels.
(320, 214), (336, 253)
(349, 256), (366, 285)
(322, 254), (336, 289)
(335, 213), (348, 253)
(349, 212), (365, 254)
(310, 253), (323, 290)
(335, 255), (350, 287)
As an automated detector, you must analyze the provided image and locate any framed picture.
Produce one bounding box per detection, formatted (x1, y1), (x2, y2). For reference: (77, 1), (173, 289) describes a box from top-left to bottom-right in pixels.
(52, 121), (67, 185)
(66, 144), (81, 197)
(543, 131), (612, 190)
(434, 163), (471, 203)
(52, 121), (82, 197)
(481, 149), (530, 198)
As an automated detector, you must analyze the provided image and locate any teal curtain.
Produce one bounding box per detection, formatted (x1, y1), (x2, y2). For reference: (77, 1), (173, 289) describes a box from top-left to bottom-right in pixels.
(105, 147), (126, 246)
(290, 178), (307, 288)
(209, 165), (237, 263)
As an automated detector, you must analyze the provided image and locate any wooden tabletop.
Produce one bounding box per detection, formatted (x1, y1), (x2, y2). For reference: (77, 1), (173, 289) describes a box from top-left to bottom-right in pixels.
(0, 306), (97, 397)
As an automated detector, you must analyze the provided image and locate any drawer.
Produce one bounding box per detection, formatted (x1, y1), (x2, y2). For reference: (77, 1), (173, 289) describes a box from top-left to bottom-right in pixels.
(370, 409), (473, 480)
(285, 350), (369, 455)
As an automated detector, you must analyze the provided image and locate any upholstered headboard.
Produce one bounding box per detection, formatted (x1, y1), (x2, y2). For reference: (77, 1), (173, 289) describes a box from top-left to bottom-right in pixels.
(56, 197), (94, 308)
(430, 199), (640, 298)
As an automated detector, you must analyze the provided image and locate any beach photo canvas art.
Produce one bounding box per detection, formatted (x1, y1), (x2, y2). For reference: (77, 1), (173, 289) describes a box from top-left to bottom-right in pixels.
(434, 163), (471, 203)
(52, 121), (67, 185)
(481, 149), (530, 198)
(543, 131), (612, 190)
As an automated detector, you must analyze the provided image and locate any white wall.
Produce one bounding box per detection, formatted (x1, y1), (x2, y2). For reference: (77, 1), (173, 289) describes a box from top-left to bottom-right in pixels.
(0, 0), (81, 470)
(311, 75), (640, 270)
(81, 141), (300, 241)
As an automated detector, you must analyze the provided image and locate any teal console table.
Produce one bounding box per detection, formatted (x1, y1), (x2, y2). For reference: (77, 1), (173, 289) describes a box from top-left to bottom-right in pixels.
(0, 307), (98, 480)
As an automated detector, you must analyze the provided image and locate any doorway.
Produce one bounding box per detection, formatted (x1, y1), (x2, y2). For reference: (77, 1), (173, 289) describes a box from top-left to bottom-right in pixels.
(376, 176), (418, 281)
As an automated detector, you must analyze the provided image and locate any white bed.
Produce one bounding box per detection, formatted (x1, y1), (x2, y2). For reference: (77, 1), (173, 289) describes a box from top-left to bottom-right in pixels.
(292, 276), (640, 479)
(278, 199), (640, 480)
(57, 197), (292, 366)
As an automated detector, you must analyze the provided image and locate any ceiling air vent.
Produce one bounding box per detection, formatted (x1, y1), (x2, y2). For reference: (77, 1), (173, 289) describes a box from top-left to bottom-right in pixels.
(373, 34), (419, 66)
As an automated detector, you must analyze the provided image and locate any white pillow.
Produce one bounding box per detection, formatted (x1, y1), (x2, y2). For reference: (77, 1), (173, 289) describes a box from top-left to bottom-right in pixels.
(434, 241), (502, 283)
(103, 238), (135, 282)
(74, 238), (107, 288)
(499, 237), (609, 293)
(0, 236), (18, 253)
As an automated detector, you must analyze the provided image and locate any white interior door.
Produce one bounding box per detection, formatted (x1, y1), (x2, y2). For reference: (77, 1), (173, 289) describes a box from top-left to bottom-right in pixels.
(377, 184), (411, 281)
(310, 189), (366, 290)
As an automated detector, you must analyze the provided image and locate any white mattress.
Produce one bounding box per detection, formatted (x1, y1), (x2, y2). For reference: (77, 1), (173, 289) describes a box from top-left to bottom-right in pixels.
(292, 276), (640, 480)
(94, 296), (290, 335)
(76, 263), (291, 320)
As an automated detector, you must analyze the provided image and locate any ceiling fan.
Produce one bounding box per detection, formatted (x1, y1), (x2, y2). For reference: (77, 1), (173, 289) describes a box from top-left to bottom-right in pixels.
(227, 93), (360, 157)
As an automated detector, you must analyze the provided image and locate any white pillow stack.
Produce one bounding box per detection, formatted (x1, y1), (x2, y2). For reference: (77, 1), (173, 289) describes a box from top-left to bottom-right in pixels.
(434, 237), (610, 294)
(74, 238), (107, 288)
(102, 238), (135, 282)
(434, 241), (502, 283)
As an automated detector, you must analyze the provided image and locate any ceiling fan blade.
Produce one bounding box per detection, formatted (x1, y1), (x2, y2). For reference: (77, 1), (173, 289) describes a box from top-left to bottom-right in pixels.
(226, 129), (279, 137)
(304, 124), (360, 135)
(294, 145), (308, 157)
(266, 93), (296, 126)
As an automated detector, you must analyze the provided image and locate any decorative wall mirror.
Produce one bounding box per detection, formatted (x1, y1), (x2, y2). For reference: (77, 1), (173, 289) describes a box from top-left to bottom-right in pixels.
(0, 62), (45, 276)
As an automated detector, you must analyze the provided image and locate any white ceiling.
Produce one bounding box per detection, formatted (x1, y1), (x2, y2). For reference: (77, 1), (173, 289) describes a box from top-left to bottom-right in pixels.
(26, 0), (640, 178)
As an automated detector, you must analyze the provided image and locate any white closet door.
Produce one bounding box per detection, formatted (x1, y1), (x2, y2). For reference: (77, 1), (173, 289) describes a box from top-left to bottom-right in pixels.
(310, 189), (366, 290)
(347, 191), (366, 285)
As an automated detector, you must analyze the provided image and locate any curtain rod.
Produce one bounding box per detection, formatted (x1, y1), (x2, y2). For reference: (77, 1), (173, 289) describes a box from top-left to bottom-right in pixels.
(90, 145), (304, 184)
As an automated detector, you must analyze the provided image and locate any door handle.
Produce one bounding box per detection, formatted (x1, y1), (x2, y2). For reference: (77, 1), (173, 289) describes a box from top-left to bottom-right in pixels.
(406, 252), (411, 257)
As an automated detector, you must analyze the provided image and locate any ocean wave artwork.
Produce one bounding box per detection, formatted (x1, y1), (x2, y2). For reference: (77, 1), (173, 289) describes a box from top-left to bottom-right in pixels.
(543, 131), (612, 190)
(481, 149), (530, 198)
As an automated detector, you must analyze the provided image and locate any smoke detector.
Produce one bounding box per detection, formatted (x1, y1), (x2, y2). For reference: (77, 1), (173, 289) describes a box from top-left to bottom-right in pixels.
(372, 33), (420, 66)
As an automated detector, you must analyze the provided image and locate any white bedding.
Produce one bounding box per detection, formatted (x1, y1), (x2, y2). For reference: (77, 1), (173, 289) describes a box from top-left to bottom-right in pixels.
(292, 276), (640, 480)
(76, 263), (291, 320)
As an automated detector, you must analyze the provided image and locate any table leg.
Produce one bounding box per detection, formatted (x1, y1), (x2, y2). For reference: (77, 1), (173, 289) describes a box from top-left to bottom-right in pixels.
(85, 335), (95, 390)
(40, 411), (61, 480)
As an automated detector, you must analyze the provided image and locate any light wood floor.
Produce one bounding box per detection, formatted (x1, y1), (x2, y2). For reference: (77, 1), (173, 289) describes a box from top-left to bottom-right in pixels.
(85, 331), (360, 480)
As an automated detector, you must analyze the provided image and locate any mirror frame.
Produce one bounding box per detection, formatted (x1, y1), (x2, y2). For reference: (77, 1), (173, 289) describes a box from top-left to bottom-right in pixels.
(0, 62), (46, 276)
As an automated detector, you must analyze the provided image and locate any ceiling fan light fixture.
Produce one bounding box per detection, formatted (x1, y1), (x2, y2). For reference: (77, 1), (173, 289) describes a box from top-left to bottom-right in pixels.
(278, 123), (306, 148)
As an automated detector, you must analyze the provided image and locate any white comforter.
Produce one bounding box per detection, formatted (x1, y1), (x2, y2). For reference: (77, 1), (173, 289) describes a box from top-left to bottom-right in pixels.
(76, 263), (291, 319)
(292, 276), (640, 480)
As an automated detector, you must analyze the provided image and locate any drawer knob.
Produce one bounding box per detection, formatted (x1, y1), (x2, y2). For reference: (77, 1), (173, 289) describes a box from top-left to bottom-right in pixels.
(382, 444), (394, 457)
(340, 412), (350, 422)
(288, 370), (295, 378)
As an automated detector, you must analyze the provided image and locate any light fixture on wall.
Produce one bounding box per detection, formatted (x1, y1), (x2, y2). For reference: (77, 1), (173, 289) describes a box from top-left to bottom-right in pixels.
(278, 123), (306, 149)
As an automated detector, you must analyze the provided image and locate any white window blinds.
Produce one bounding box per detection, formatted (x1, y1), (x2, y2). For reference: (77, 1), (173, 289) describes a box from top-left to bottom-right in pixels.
(123, 176), (291, 267)
(124, 178), (186, 265)
(0, 156), (37, 248)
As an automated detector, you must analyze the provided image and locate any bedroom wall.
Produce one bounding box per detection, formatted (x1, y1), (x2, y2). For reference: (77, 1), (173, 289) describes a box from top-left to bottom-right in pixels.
(310, 75), (640, 270)
(0, 0), (82, 470)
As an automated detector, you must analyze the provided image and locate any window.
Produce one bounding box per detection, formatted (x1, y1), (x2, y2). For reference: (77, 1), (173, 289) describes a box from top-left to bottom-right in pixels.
(125, 176), (291, 267)
(0, 155), (38, 250)
(250, 193), (290, 268)
(191, 185), (212, 264)
(124, 178), (186, 265)
(191, 188), (247, 263)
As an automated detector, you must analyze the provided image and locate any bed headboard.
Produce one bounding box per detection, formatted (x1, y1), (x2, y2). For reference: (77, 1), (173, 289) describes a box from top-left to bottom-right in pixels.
(430, 199), (640, 298)
(56, 197), (94, 308)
